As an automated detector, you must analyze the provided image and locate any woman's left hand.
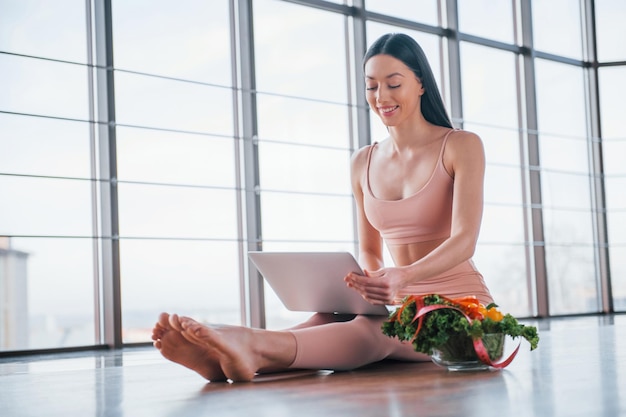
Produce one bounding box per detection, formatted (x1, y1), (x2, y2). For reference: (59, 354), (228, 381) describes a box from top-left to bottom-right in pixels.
(344, 267), (410, 305)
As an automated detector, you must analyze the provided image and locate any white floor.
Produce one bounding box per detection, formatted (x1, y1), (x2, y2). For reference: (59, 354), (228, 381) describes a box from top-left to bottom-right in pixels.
(0, 314), (624, 417)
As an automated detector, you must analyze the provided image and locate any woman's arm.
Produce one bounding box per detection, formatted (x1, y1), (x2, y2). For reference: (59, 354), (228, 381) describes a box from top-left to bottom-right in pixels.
(349, 146), (384, 272)
(401, 130), (485, 278)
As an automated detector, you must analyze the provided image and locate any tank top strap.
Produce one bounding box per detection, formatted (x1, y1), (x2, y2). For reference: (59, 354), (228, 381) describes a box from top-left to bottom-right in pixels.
(364, 142), (378, 193)
(438, 128), (459, 161)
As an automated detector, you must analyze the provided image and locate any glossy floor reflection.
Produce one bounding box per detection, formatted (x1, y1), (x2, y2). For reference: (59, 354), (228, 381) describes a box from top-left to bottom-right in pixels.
(0, 315), (624, 417)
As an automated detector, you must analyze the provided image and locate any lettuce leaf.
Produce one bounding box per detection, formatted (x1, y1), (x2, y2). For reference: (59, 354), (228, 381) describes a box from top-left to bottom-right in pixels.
(382, 294), (540, 355)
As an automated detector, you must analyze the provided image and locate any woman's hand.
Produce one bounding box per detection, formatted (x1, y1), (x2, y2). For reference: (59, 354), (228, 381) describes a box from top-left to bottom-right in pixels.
(344, 267), (410, 305)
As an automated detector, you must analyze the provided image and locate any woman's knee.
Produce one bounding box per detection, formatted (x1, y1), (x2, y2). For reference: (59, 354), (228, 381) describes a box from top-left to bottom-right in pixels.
(287, 312), (356, 330)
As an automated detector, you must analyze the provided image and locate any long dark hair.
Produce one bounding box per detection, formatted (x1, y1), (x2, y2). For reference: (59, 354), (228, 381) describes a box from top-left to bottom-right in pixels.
(363, 33), (453, 129)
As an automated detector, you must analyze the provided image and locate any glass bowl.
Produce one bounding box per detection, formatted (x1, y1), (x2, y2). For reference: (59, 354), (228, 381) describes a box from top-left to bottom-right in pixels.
(430, 333), (505, 371)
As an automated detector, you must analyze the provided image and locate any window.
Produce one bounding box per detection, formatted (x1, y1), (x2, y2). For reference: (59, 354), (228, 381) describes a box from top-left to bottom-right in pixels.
(111, 0), (241, 341)
(535, 59), (597, 314)
(532, 0), (584, 60)
(458, 0), (515, 43)
(365, 0), (439, 26)
(594, 0), (626, 62)
(460, 43), (531, 316)
(253, 0), (355, 329)
(0, 0), (94, 350)
(0, 0), (621, 354)
(599, 66), (626, 310)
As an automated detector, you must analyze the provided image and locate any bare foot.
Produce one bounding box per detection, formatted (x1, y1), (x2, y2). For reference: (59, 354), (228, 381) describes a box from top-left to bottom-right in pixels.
(152, 312), (227, 382)
(177, 317), (259, 382)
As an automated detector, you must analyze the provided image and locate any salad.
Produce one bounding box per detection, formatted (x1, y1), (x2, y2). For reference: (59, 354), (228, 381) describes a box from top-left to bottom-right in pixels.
(382, 294), (539, 368)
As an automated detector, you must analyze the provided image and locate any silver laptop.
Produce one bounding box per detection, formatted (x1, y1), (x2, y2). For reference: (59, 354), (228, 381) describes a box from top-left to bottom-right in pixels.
(248, 251), (389, 316)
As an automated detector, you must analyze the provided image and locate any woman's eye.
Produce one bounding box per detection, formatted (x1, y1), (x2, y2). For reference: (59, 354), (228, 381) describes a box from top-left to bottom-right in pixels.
(365, 84), (399, 91)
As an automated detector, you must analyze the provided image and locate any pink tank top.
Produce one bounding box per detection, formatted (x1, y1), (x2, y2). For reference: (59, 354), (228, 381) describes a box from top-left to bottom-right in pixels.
(363, 130), (455, 244)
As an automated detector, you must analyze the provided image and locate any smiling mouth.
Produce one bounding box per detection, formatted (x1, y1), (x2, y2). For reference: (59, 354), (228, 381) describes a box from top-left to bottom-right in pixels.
(379, 105), (399, 114)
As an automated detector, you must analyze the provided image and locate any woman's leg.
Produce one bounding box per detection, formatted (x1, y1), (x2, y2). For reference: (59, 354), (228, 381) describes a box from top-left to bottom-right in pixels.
(152, 312), (355, 382)
(289, 314), (429, 370)
(165, 314), (429, 382)
(176, 315), (297, 381)
(285, 313), (355, 330)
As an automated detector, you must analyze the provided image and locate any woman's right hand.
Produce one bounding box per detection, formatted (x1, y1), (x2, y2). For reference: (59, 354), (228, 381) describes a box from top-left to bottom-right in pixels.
(344, 266), (410, 305)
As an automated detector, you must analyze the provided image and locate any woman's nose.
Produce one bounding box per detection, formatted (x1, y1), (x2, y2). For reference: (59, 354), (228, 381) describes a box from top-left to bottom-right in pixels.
(375, 87), (387, 103)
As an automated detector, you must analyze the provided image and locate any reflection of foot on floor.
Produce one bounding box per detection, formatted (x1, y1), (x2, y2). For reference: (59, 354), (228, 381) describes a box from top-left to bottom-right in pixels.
(151, 312), (227, 382)
(178, 317), (259, 382)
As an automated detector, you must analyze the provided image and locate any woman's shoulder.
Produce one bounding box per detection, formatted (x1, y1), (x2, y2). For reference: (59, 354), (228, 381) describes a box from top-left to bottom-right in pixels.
(443, 129), (485, 172)
(448, 128), (481, 141)
(350, 141), (378, 168)
(350, 143), (376, 190)
(446, 129), (484, 153)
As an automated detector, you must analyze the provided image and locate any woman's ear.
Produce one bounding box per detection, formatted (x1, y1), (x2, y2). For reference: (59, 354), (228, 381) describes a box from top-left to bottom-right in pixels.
(416, 78), (425, 96)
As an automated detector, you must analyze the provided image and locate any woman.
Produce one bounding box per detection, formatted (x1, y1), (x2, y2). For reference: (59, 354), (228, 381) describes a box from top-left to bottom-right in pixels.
(151, 33), (493, 382)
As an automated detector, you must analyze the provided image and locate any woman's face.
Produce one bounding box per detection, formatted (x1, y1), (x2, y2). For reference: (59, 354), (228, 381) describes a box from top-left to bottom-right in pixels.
(364, 54), (424, 128)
